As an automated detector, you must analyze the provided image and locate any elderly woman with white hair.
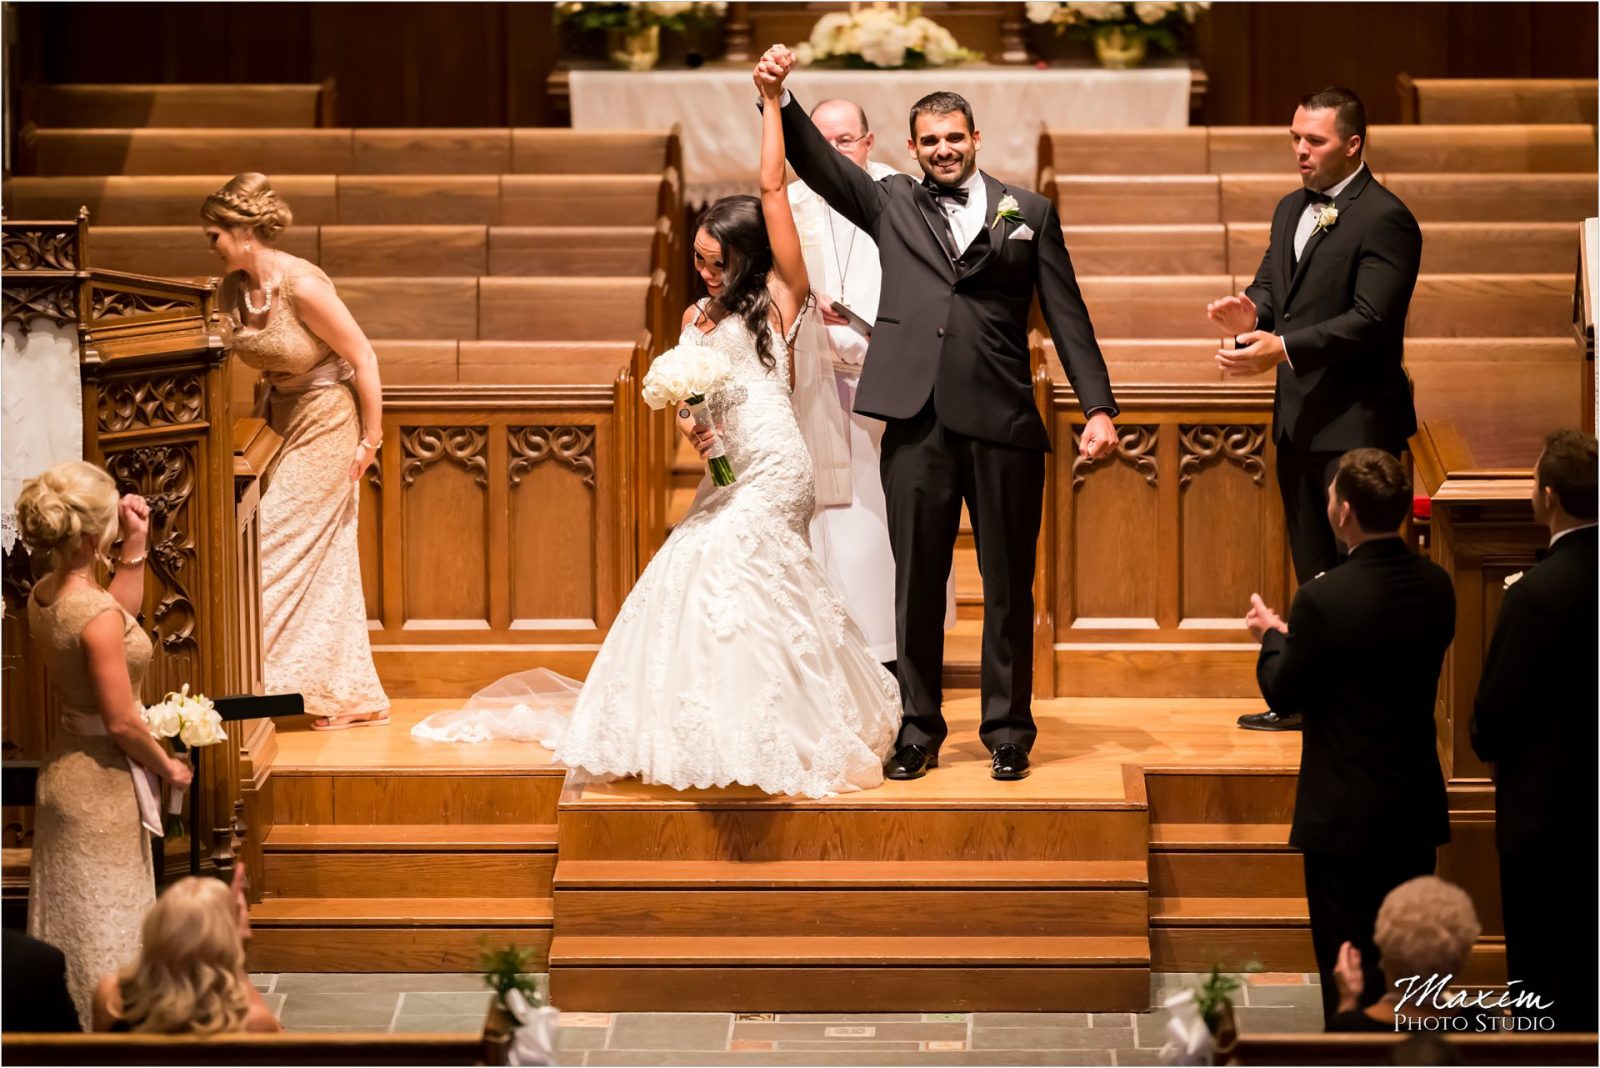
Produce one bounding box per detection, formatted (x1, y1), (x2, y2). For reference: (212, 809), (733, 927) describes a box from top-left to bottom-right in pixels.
(1328, 875), (1481, 1031)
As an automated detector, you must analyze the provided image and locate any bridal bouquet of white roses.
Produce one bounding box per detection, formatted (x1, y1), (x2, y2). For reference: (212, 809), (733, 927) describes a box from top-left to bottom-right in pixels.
(642, 343), (737, 486)
(143, 685), (227, 835)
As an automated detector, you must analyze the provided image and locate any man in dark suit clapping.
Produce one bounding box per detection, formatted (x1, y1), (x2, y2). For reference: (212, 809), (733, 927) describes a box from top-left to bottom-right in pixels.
(1246, 449), (1455, 1024)
(1208, 87), (1423, 732)
(1472, 429), (1598, 1032)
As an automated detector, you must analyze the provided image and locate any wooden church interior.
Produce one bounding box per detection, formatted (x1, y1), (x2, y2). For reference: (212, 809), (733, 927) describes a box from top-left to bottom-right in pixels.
(1, 1), (1596, 1064)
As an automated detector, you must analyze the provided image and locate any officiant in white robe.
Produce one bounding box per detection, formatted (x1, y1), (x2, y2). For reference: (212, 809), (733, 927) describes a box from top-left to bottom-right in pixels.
(789, 99), (955, 667)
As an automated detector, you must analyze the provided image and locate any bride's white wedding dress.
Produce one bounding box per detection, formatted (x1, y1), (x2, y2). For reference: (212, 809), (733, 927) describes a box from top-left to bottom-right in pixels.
(414, 302), (901, 797)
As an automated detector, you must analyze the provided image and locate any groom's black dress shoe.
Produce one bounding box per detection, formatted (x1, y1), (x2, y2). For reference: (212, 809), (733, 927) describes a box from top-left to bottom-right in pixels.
(1236, 709), (1302, 731)
(991, 744), (1031, 781)
(885, 744), (937, 780)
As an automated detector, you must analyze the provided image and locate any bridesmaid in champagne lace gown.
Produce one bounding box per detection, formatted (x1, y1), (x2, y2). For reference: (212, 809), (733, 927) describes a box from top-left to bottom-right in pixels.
(18, 462), (193, 1027)
(201, 174), (389, 729)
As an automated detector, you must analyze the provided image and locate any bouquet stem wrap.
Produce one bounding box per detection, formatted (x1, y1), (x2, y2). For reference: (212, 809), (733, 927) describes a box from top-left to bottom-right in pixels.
(685, 394), (736, 486)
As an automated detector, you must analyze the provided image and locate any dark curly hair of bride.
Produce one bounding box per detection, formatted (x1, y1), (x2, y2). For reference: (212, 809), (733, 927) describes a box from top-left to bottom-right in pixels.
(697, 195), (779, 372)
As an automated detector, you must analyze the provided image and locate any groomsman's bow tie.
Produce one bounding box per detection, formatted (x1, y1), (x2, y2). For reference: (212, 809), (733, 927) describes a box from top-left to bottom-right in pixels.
(1303, 188), (1334, 207)
(922, 177), (969, 205)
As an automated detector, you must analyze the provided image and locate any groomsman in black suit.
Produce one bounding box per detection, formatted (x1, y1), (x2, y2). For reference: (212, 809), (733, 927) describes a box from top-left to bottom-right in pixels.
(755, 47), (1120, 782)
(1, 930), (81, 1032)
(1207, 87), (1424, 732)
(1471, 429), (1598, 1032)
(1246, 450), (1455, 1024)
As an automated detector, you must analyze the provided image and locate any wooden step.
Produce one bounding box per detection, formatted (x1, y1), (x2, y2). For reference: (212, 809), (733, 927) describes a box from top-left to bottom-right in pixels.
(1149, 822), (1293, 851)
(557, 888), (1148, 937)
(263, 850), (555, 898)
(1150, 896), (1308, 926)
(1151, 926), (1316, 973)
(265, 823), (557, 851)
(249, 898), (552, 973)
(558, 804), (1147, 863)
(552, 934), (1148, 965)
(553, 858), (1145, 888)
(1144, 769), (1298, 826)
(271, 769), (565, 826)
(548, 935), (1151, 1011)
(23, 83), (329, 128)
(251, 896), (552, 927)
(1149, 851), (1306, 898)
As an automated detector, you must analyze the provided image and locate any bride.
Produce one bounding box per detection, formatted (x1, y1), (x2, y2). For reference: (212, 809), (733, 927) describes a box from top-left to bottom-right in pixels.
(415, 63), (901, 797)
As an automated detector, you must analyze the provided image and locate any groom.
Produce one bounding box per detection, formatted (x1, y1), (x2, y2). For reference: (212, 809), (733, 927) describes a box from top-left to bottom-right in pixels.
(757, 47), (1119, 782)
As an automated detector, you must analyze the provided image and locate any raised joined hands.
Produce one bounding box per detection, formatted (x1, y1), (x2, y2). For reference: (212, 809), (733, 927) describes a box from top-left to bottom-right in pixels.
(753, 44), (795, 100)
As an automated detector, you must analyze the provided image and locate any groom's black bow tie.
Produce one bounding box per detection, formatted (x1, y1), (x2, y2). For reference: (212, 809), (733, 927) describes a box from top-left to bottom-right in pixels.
(1303, 188), (1334, 207)
(922, 177), (969, 205)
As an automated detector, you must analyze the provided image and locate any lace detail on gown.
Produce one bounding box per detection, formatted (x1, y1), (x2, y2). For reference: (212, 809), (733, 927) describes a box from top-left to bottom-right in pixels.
(26, 585), (156, 1028)
(414, 308), (901, 797)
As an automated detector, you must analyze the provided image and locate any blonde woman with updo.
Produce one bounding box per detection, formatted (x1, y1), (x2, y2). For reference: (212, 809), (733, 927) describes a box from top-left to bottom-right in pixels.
(92, 872), (279, 1034)
(200, 173), (389, 730)
(17, 460), (195, 1027)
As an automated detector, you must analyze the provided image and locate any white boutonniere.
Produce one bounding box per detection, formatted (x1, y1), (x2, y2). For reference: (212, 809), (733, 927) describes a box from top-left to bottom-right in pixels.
(992, 193), (1022, 229)
(1313, 203), (1339, 235)
(1503, 570), (1524, 590)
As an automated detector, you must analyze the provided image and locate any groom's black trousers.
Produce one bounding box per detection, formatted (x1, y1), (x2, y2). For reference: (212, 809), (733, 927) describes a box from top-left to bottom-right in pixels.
(880, 398), (1043, 754)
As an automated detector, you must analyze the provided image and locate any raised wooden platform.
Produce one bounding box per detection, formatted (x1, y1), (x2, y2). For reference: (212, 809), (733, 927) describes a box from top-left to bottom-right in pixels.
(250, 695), (1322, 1011)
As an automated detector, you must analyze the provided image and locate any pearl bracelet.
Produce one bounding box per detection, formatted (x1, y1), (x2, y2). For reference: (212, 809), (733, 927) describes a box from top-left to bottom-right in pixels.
(360, 437), (382, 450)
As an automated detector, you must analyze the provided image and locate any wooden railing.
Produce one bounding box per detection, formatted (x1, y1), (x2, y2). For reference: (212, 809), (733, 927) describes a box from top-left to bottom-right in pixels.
(1031, 333), (1285, 698)
(2, 214), (265, 889)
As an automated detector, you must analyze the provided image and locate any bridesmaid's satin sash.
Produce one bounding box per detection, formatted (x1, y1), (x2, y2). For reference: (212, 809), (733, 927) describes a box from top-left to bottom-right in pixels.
(252, 355), (355, 418)
(63, 714), (164, 837)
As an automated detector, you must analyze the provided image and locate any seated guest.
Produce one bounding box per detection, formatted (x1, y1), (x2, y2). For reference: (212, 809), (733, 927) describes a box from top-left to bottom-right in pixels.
(92, 874), (279, 1034)
(1, 929), (82, 1032)
(1246, 448), (1455, 1024)
(1471, 428), (1598, 1032)
(1328, 875), (1481, 1031)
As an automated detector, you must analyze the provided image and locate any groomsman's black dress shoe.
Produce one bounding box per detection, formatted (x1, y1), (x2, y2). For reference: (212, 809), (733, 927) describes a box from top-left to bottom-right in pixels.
(884, 744), (937, 780)
(991, 744), (1031, 781)
(1236, 710), (1302, 731)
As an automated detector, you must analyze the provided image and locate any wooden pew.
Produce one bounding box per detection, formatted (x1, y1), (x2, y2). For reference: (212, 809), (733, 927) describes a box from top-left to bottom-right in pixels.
(1, 1031), (485, 1066)
(1216, 173), (1596, 225)
(1064, 224), (1228, 275)
(478, 276), (653, 341)
(1227, 1031), (1599, 1066)
(3, 175), (339, 226)
(1399, 74), (1600, 125)
(1038, 124), (1597, 178)
(23, 128), (356, 177)
(89, 224), (664, 279)
(1074, 275), (1572, 339)
(334, 175), (502, 225)
(1208, 124), (1597, 173)
(20, 81), (334, 128)
(500, 175), (668, 227)
(1054, 173), (1595, 227)
(1406, 338), (1586, 469)
(20, 127), (681, 178)
(1227, 221), (1580, 275)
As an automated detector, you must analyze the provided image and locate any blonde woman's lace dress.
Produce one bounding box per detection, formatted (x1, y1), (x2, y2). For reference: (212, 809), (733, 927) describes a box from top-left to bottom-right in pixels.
(225, 258), (388, 721)
(415, 305), (902, 797)
(26, 585), (156, 1028)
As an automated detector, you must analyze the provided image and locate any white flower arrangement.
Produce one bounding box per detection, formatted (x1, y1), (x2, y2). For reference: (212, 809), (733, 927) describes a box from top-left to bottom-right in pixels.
(143, 684), (227, 749)
(642, 341), (738, 485)
(1026, 1), (1208, 52)
(796, 3), (981, 70)
(554, 2), (725, 33)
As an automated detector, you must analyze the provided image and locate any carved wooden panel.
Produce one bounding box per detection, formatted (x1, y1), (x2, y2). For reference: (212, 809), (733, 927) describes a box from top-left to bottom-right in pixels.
(98, 373), (206, 433)
(2, 281), (78, 330)
(400, 426), (491, 624)
(509, 426), (598, 625)
(1069, 425), (1161, 623)
(1178, 425), (1272, 622)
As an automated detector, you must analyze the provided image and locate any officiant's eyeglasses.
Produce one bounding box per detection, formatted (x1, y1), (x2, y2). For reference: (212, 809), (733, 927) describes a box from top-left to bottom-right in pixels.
(826, 134), (865, 149)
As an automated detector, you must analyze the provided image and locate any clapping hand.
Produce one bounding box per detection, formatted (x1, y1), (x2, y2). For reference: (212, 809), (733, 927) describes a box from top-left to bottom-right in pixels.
(1244, 592), (1288, 641)
(754, 44), (795, 100)
(1333, 941), (1365, 1012)
(1216, 330), (1287, 377)
(1206, 291), (1258, 336)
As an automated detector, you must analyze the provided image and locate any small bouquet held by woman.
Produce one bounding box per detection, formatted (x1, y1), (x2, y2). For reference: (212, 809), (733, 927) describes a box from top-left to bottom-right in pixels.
(142, 685), (227, 836)
(642, 342), (738, 486)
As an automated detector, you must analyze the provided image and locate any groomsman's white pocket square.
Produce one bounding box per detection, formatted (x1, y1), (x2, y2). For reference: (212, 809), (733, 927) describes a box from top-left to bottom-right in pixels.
(1007, 224), (1036, 241)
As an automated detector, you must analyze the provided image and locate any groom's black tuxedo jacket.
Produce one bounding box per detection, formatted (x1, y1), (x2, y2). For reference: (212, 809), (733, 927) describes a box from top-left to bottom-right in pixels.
(780, 96), (1116, 451)
(1245, 167), (1422, 454)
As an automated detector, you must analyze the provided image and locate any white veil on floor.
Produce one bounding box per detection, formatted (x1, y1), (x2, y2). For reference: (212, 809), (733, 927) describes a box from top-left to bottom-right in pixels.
(410, 668), (580, 748)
